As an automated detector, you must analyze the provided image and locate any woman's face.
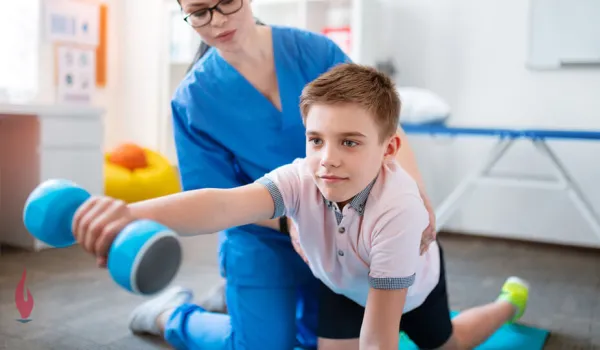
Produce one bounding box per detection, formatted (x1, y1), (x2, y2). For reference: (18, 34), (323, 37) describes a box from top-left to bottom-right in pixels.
(179, 0), (256, 51)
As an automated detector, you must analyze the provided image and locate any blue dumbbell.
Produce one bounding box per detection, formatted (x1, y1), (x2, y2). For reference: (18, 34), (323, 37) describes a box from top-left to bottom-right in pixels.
(22, 179), (182, 295)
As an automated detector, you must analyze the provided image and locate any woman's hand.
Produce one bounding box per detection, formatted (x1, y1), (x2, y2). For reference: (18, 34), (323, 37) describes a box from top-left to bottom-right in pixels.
(72, 196), (136, 267)
(393, 127), (437, 255)
(419, 192), (437, 255)
(289, 218), (309, 265)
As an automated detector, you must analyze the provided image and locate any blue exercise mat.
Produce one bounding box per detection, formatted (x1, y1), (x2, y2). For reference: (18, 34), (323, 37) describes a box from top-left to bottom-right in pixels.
(399, 311), (549, 349)
(294, 310), (548, 350)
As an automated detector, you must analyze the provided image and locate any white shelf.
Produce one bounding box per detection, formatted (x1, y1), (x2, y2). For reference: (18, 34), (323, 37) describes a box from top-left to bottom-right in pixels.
(0, 103), (104, 118)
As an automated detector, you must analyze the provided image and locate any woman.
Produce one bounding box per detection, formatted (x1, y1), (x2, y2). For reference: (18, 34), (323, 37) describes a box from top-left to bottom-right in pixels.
(126, 0), (437, 349)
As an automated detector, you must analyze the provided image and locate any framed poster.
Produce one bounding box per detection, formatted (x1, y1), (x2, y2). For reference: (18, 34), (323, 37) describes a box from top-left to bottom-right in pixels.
(56, 45), (96, 104)
(44, 0), (99, 47)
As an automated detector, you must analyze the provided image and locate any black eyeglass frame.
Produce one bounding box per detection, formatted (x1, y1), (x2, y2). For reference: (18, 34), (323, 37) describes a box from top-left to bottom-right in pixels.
(183, 0), (244, 28)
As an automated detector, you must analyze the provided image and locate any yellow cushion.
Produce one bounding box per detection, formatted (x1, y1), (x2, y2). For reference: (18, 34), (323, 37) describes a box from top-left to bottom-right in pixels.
(104, 147), (181, 203)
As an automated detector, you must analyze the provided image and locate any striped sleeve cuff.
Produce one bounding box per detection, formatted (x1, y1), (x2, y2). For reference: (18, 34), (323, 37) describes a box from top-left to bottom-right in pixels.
(255, 177), (285, 219)
(369, 273), (415, 290)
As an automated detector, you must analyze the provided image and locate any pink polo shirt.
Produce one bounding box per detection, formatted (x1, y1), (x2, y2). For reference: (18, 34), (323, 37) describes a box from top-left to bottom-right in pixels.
(256, 158), (440, 313)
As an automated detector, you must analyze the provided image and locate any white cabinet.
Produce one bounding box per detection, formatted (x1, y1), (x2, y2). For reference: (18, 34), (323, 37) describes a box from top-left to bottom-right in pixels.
(0, 104), (105, 252)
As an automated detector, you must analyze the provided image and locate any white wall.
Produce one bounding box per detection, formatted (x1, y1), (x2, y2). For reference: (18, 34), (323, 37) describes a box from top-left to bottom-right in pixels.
(63, 0), (171, 151)
(381, 0), (600, 247)
(95, 0), (124, 150)
(104, 0), (600, 248)
(109, 0), (193, 155)
(112, 0), (167, 150)
(33, 0), (125, 150)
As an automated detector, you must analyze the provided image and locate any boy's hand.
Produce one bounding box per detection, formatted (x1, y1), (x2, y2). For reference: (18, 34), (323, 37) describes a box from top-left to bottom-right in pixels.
(72, 196), (136, 267)
(419, 194), (437, 255)
(289, 218), (309, 265)
(96, 256), (108, 268)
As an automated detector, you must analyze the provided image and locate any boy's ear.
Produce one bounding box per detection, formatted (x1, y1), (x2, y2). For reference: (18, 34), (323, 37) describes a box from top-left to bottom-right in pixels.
(384, 134), (401, 160)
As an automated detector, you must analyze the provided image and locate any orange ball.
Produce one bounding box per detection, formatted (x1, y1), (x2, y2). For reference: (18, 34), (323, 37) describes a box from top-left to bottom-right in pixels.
(108, 143), (148, 171)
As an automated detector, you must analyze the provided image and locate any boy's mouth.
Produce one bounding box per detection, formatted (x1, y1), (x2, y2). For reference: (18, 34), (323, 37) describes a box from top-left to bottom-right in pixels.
(319, 175), (348, 183)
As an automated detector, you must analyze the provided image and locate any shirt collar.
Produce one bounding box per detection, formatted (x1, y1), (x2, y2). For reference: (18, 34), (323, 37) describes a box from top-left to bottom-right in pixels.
(323, 176), (377, 216)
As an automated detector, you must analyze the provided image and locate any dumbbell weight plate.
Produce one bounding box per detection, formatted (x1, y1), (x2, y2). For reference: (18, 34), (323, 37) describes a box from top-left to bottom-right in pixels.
(108, 219), (183, 295)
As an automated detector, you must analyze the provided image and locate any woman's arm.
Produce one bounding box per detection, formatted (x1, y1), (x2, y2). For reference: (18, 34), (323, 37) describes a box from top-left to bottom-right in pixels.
(360, 288), (407, 350)
(395, 126), (437, 253)
(171, 100), (242, 192)
(128, 183), (275, 236)
(395, 127), (427, 194)
(171, 99), (289, 235)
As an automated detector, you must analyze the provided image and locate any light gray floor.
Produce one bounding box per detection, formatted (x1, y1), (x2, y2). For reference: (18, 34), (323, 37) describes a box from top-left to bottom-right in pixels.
(1, 232), (600, 349)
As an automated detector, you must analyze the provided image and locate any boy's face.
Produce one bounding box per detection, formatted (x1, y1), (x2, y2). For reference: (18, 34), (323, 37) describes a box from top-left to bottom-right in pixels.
(305, 103), (400, 206)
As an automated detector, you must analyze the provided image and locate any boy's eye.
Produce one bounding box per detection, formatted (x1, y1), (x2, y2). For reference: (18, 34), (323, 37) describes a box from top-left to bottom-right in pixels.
(342, 140), (358, 147)
(309, 138), (323, 146)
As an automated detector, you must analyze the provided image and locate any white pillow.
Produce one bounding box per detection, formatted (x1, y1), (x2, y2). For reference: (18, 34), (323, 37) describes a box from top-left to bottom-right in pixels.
(397, 87), (451, 124)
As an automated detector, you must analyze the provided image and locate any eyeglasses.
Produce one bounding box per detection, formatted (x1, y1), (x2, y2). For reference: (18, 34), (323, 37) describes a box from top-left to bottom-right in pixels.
(183, 0), (244, 28)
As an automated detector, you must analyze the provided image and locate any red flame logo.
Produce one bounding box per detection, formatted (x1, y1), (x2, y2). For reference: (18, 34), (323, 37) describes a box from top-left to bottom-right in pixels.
(14, 268), (34, 322)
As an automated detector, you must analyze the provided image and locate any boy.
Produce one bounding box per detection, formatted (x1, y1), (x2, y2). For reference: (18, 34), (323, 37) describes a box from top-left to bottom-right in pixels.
(72, 63), (529, 349)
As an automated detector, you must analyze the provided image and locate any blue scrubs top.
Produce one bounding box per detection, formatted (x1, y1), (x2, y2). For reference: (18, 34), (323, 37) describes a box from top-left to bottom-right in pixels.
(171, 26), (350, 287)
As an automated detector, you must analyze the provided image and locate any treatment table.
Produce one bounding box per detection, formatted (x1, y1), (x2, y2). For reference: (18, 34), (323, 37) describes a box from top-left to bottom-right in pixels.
(401, 122), (600, 240)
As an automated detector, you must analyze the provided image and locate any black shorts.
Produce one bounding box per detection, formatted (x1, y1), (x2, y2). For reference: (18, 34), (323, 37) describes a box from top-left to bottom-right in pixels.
(317, 244), (453, 349)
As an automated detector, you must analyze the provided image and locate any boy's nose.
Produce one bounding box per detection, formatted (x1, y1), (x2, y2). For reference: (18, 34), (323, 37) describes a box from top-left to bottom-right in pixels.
(320, 147), (341, 168)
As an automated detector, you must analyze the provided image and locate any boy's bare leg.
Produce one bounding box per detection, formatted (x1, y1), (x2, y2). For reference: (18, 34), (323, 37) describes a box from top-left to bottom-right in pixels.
(442, 300), (516, 349)
(442, 277), (529, 350)
(318, 338), (359, 350)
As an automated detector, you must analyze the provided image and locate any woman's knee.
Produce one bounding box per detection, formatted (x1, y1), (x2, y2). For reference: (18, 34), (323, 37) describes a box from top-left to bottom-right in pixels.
(226, 283), (300, 349)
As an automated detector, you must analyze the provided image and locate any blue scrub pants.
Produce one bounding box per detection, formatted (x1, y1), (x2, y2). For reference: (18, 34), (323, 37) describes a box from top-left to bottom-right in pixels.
(162, 230), (319, 350)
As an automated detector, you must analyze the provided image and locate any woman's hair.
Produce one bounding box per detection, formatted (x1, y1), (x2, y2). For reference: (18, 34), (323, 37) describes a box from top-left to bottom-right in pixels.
(186, 17), (266, 72)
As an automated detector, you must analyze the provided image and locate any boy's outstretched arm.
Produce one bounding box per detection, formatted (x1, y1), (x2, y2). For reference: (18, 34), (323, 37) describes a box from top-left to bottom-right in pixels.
(361, 288), (407, 350)
(128, 183), (276, 236)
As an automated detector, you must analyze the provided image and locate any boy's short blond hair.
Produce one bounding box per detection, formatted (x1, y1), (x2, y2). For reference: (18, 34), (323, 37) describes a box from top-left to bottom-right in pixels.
(299, 63), (400, 142)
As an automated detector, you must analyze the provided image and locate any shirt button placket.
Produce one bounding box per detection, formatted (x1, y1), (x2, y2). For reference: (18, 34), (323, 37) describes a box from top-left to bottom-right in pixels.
(336, 207), (348, 258)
